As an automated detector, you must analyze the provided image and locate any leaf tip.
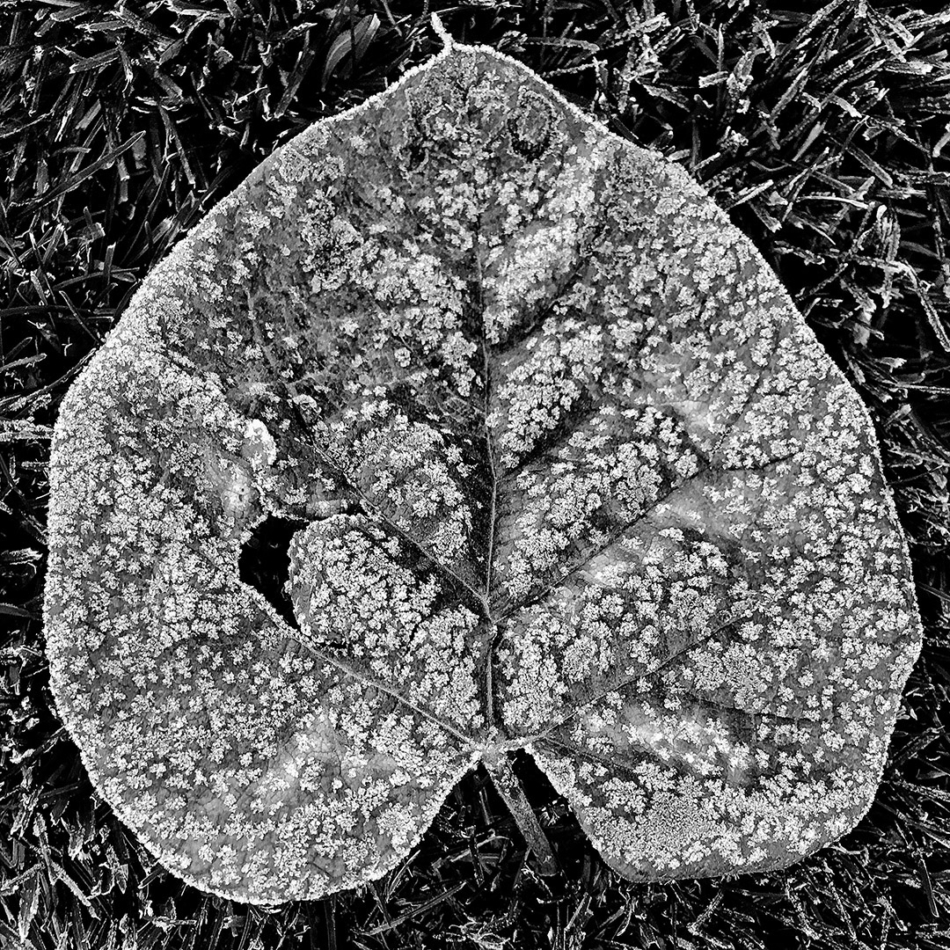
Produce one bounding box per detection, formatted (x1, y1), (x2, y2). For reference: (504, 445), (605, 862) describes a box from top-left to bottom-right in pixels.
(430, 12), (453, 50)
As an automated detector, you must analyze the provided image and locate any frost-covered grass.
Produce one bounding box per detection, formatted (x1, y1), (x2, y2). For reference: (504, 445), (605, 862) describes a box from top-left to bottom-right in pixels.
(2, 1), (949, 948)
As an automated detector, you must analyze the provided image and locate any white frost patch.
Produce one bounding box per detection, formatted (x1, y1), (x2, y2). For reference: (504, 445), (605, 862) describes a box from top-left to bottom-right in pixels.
(578, 699), (752, 784)
(219, 464), (254, 520)
(652, 485), (709, 534)
(242, 418), (278, 467)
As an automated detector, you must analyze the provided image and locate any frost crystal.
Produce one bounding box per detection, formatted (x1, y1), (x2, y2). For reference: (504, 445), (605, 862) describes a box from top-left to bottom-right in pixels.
(44, 39), (922, 903)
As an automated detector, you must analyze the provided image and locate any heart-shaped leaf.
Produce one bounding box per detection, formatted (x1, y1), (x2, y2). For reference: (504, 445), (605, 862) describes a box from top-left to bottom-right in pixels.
(44, 35), (922, 903)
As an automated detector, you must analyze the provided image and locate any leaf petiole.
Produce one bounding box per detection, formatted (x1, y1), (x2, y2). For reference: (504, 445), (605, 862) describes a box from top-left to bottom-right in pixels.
(483, 750), (559, 877)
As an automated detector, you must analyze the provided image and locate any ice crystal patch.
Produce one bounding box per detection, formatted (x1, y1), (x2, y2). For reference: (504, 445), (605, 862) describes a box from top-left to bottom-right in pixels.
(44, 34), (922, 903)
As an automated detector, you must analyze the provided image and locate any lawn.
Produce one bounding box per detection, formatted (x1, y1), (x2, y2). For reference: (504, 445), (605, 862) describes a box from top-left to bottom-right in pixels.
(2, 1), (949, 948)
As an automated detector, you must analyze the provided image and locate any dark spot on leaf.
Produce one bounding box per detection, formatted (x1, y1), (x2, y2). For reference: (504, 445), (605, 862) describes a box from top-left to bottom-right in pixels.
(508, 89), (554, 161)
(403, 116), (430, 173)
(507, 115), (550, 162)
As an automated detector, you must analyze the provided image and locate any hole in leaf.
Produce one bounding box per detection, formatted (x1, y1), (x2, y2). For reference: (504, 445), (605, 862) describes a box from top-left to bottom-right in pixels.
(238, 516), (304, 628)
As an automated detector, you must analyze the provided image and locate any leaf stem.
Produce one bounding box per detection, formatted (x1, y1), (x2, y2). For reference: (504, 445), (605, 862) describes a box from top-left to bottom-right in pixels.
(484, 751), (559, 877)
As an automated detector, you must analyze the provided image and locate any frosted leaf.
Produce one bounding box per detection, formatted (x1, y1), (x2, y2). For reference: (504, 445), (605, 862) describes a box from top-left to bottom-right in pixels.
(44, 38), (922, 903)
